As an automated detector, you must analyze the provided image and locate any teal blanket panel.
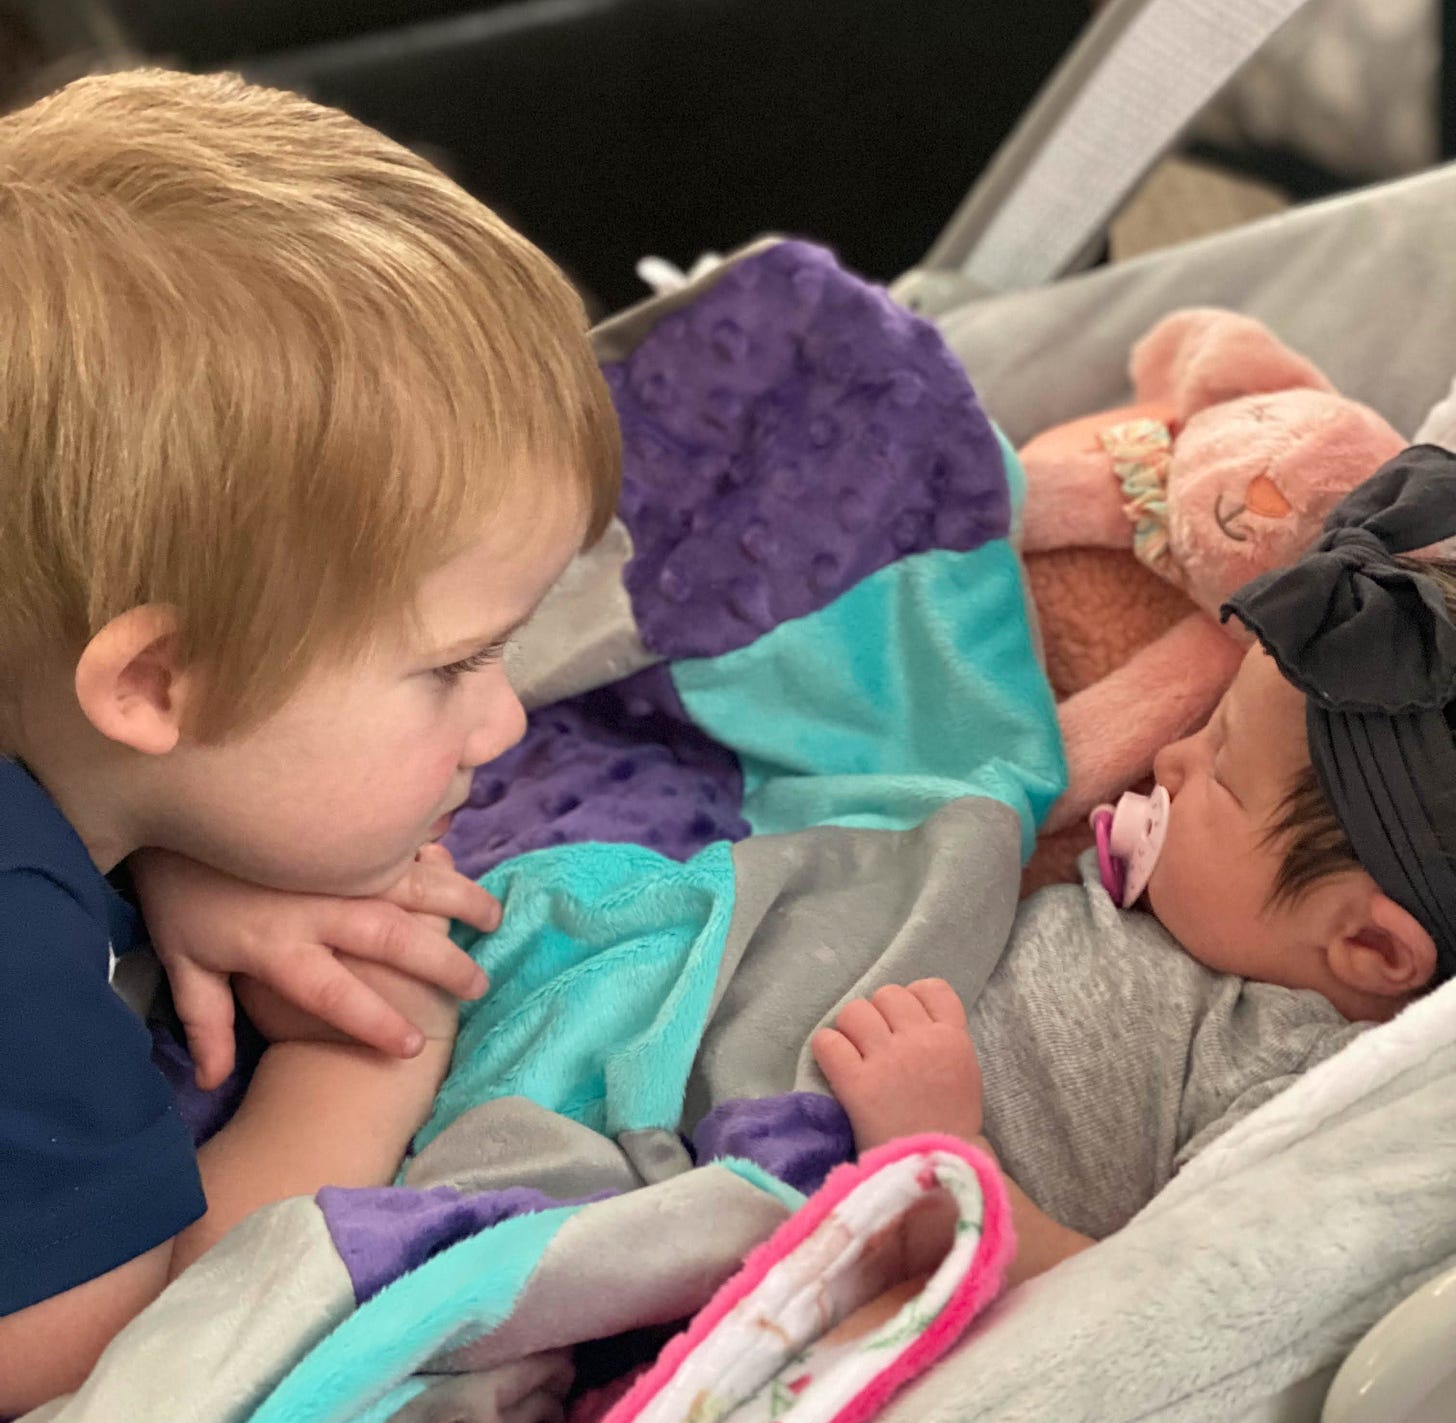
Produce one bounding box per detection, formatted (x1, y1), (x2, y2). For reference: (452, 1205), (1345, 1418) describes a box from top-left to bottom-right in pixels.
(249, 1206), (568, 1423)
(254, 1161), (802, 1423)
(420, 840), (736, 1151)
(670, 539), (1065, 862)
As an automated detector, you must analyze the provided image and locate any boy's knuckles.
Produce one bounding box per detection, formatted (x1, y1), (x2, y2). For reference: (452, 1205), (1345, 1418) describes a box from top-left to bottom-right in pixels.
(364, 904), (419, 963)
(400, 864), (436, 908)
(304, 971), (359, 1024)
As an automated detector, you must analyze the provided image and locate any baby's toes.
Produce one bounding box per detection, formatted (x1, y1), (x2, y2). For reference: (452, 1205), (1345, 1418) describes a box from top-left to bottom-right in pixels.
(811, 1028), (862, 1092)
(870, 983), (930, 1031)
(835, 998), (891, 1054)
(908, 978), (968, 1029)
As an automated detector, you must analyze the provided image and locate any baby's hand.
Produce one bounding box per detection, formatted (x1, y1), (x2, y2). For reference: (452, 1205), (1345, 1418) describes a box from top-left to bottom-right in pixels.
(133, 844), (494, 1088)
(812, 980), (983, 1153)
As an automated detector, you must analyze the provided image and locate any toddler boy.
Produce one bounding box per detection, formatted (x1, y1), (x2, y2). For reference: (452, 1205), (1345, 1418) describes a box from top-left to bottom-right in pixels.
(0, 68), (618, 1412)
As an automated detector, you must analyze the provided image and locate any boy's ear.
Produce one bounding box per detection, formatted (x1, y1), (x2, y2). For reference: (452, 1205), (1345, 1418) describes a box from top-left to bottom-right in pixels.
(74, 606), (190, 755)
(1327, 891), (1438, 1002)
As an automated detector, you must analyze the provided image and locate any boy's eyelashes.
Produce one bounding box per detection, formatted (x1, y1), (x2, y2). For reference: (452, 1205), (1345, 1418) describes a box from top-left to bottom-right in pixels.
(431, 638), (511, 685)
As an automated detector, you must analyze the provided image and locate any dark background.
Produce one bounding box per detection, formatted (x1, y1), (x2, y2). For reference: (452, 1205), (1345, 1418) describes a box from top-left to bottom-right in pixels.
(0, 0), (1091, 313)
(5, 2), (1450, 315)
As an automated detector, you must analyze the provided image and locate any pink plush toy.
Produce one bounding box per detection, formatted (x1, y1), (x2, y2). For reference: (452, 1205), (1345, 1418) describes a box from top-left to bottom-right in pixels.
(1018, 309), (1406, 891)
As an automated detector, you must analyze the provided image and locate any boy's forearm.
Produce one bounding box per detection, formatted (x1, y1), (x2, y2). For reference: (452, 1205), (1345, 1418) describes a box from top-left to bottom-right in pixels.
(0, 1025), (454, 1413)
(169, 1039), (450, 1278)
(975, 1136), (1093, 1288)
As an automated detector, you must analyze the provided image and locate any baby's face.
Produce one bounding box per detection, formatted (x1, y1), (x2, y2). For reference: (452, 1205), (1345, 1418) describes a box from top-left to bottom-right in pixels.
(1146, 645), (1345, 984)
(155, 483), (588, 897)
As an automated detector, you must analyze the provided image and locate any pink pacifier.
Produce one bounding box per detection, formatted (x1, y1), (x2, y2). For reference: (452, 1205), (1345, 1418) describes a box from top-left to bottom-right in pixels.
(1090, 786), (1170, 909)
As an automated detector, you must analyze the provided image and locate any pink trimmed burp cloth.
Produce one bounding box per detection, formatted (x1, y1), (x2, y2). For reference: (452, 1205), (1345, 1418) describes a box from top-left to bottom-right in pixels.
(602, 1135), (1014, 1423)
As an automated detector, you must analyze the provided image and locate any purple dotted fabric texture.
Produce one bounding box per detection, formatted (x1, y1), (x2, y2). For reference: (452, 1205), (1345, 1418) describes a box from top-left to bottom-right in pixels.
(151, 1013), (266, 1147)
(606, 239), (1009, 661)
(692, 1092), (855, 1197)
(317, 1183), (608, 1305)
(442, 664), (749, 880)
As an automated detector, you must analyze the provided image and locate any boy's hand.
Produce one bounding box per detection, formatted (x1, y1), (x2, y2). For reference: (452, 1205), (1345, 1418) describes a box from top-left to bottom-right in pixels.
(133, 844), (496, 1090)
(236, 952), (461, 1047)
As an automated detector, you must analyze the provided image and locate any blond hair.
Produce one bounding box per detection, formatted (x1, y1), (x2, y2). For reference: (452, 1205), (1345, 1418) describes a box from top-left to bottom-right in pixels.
(0, 68), (619, 741)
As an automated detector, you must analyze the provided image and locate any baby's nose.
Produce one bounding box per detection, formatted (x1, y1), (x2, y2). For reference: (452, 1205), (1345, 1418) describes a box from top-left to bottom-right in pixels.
(1152, 738), (1185, 795)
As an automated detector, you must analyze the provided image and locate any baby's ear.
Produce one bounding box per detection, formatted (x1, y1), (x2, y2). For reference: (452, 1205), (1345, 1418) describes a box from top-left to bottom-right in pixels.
(74, 605), (188, 755)
(1129, 309), (1333, 422)
(1327, 890), (1438, 1004)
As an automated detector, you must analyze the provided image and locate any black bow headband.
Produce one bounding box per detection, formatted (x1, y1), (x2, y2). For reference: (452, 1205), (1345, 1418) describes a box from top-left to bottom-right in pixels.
(1222, 445), (1456, 980)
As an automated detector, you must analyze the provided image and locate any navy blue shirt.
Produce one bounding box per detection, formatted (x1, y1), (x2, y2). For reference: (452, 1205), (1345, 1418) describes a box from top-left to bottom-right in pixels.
(0, 758), (205, 1315)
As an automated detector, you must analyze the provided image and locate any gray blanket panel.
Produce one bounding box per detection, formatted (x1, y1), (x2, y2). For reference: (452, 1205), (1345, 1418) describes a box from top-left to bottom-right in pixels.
(436, 1163), (793, 1374)
(388, 1353), (575, 1423)
(404, 1097), (652, 1199)
(688, 795), (1023, 1120)
(933, 166), (1456, 445)
(506, 519), (655, 712)
(29, 1199), (352, 1423)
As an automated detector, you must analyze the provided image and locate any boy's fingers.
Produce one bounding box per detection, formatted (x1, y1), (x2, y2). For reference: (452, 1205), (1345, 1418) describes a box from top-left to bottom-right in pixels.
(276, 952), (426, 1058)
(382, 860), (502, 934)
(326, 901), (489, 1000)
(909, 978), (968, 1029)
(166, 960), (238, 1089)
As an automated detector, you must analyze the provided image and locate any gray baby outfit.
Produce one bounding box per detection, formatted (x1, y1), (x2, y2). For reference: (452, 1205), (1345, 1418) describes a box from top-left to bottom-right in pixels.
(972, 857), (1368, 1238)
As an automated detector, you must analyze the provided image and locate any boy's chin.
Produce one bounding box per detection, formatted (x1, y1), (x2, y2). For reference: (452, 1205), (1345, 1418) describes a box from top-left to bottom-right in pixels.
(311, 854), (422, 900)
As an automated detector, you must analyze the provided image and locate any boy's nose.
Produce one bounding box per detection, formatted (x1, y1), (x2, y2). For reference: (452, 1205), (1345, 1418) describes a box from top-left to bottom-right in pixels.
(461, 681), (527, 769)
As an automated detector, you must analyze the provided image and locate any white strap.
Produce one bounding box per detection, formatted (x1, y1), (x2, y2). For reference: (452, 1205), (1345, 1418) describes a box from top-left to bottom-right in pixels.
(924, 0), (1314, 294)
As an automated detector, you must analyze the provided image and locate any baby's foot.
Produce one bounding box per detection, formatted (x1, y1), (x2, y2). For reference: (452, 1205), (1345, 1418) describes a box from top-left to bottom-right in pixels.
(812, 980), (983, 1153)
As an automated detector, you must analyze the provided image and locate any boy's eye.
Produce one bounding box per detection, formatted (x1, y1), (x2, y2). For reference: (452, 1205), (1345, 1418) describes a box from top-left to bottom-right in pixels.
(432, 639), (508, 685)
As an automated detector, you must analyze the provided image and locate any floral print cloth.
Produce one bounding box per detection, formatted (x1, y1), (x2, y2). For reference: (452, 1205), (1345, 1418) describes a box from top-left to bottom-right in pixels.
(605, 1137), (1014, 1423)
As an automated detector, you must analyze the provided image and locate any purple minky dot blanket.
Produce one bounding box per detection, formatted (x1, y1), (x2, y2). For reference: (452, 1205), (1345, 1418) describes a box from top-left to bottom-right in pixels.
(151, 1012), (267, 1147)
(692, 1092), (855, 1197)
(608, 239), (1008, 661)
(318, 1093), (855, 1305)
(446, 241), (1010, 879)
(443, 664), (749, 880)
(317, 1183), (609, 1305)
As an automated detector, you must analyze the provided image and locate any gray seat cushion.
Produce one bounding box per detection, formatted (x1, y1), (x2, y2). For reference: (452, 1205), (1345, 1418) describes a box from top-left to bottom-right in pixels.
(932, 164), (1456, 444)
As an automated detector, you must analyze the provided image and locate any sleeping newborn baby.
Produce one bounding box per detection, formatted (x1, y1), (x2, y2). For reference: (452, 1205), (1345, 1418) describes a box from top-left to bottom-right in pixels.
(813, 448), (1456, 1286)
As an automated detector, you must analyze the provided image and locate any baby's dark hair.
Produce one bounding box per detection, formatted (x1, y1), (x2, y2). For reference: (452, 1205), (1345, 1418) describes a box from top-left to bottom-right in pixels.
(1265, 554), (1456, 985)
(1267, 764), (1355, 903)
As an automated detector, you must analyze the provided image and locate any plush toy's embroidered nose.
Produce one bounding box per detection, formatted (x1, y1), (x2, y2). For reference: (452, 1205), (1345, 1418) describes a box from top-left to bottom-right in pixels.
(1244, 473), (1293, 518)
(1216, 473), (1294, 544)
